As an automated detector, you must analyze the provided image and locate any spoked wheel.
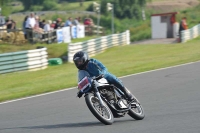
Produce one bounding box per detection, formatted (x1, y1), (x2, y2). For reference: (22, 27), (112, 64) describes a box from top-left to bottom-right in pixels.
(85, 93), (114, 125)
(128, 100), (145, 120)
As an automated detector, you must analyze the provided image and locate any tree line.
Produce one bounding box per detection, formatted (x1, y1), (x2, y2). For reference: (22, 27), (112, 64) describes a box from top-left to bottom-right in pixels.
(0, 0), (149, 20)
(88, 0), (149, 19)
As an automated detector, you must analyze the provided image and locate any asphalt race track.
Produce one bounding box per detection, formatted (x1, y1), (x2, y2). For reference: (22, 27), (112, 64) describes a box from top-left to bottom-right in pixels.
(1, 62), (200, 133)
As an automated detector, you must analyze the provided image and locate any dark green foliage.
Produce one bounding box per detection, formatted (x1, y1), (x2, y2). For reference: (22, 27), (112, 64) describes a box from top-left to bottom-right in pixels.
(178, 4), (200, 27)
(0, 0), (9, 6)
(18, 0), (58, 11)
(86, 3), (93, 11)
(30, 5), (43, 11)
(18, 0), (42, 11)
(43, 0), (58, 10)
(0, 0), (11, 16)
(97, 0), (147, 19)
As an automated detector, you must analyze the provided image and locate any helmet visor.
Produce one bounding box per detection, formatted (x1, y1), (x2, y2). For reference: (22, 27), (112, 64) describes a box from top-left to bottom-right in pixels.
(74, 57), (84, 67)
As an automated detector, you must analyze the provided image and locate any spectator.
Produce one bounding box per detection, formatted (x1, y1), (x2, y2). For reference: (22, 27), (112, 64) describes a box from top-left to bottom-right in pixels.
(44, 20), (52, 32)
(72, 18), (79, 26)
(84, 18), (91, 25)
(11, 20), (16, 29)
(22, 15), (29, 39)
(51, 21), (56, 29)
(5, 17), (15, 32)
(170, 14), (176, 24)
(78, 17), (82, 23)
(34, 16), (43, 33)
(88, 18), (94, 26)
(39, 19), (45, 29)
(25, 12), (36, 43)
(182, 17), (188, 30)
(43, 20), (53, 43)
(179, 17), (188, 42)
(54, 18), (62, 29)
(34, 16), (39, 30)
(25, 12), (36, 30)
(84, 18), (94, 26)
(65, 17), (73, 27)
(61, 22), (65, 27)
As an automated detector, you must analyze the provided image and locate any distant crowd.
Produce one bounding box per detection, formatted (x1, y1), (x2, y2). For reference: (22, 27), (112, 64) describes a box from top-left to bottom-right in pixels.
(4, 12), (95, 39)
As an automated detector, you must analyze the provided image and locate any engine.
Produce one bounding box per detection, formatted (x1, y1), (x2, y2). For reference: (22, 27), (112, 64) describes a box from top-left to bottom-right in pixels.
(100, 87), (128, 110)
(100, 88), (116, 101)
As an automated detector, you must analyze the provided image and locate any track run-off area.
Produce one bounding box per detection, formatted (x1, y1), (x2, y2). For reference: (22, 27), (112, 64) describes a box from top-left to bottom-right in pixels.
(1, 61), (200, 133)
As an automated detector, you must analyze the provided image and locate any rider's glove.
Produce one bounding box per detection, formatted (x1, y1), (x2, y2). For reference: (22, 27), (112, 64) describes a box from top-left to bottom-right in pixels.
(77, 91), (83, 98)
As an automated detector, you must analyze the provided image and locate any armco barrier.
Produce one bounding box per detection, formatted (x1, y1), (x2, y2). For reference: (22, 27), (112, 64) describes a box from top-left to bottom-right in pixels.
(181, 24), (200, 43)
(0, 48), (48, 74)
(68, 30), (130, 62)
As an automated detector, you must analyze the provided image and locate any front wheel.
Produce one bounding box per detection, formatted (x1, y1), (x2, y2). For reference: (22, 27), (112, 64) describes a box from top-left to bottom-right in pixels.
(85, 93), (114, 125)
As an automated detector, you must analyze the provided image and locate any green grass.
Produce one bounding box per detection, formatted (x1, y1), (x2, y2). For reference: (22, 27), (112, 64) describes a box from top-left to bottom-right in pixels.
(56, 1), (94, 11)
(0, 37), (200, 102)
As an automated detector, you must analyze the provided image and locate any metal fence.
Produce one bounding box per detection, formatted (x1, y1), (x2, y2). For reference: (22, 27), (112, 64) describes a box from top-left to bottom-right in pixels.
(85, 25), (105, 36)
(0, 28), (57, 44)
(181, 24), (200, 43)
(68, 30), (130, 62)
(0, 47), (48, 74)
(26, 29), (57, 44)
(0, 25), (104, 45)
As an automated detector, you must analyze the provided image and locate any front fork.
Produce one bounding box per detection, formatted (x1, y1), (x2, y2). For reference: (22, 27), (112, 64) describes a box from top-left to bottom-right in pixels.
(93, 80), (105, 107)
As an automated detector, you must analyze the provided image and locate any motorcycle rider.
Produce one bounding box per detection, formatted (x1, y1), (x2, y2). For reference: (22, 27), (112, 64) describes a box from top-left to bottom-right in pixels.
(73, 51), (134, 101)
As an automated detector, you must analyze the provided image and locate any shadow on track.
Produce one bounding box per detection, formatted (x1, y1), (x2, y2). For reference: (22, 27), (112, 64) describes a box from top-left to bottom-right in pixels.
(0, 121), (103, 131)
(0, 119), (137, 131)
(24, 121), (104, 129)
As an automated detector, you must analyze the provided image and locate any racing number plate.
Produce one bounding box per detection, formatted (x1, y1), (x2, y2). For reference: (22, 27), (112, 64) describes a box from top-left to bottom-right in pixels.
(78, 77), (90, 91)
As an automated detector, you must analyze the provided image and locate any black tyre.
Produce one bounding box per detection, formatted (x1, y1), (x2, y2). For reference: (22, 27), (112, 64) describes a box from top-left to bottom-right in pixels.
(85, 93), (114, 125)
(128, 101), (145, 120)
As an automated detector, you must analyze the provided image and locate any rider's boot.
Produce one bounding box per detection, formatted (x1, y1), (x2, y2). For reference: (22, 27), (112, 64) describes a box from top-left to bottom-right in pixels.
(122, 87), (140, 103)
(120, 87), (134, 101)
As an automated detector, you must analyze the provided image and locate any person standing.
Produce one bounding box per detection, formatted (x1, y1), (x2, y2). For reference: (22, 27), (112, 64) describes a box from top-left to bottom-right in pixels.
(179, 17), (188, 42)
(22, 16), (29, 39)
(5, 17), (15, 32)
(54, 18), (62, 29)
(25, 12), (36, 43)
(39, 19), (46, 29)
(72, 18), (79, 26)
(43, 20), (52, 32)
(65, 17), (73, 27)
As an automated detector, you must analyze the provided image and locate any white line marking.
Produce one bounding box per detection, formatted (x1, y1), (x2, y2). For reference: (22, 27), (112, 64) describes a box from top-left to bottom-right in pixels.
(119, 61), (200, 78)
(0, 87), (76, 105)
(1, 60), (200, 105)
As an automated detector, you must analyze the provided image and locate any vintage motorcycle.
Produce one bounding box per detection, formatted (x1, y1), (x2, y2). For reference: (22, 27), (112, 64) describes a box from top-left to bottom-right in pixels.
(77, 70), (145, 125)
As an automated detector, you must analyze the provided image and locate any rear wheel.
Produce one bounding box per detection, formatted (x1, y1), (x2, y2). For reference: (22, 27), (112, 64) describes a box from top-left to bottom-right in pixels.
(85, 93), (114, 125)
(128, 101), (145, 120)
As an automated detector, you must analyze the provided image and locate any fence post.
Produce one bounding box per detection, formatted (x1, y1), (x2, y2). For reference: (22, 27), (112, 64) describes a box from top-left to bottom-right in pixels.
(181, 30), (186, 43)
(199, 24), (200, 36)
(68, 43), (72, 63)
(126, 30), (130, 45)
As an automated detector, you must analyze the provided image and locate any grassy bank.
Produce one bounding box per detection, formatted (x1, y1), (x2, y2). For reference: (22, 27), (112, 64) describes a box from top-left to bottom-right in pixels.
(0, 37), (200, 102)
(0, 36), (97, 58)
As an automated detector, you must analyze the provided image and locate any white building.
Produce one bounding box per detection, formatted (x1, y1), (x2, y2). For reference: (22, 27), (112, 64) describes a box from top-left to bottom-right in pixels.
(151, 12), (179, 39)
